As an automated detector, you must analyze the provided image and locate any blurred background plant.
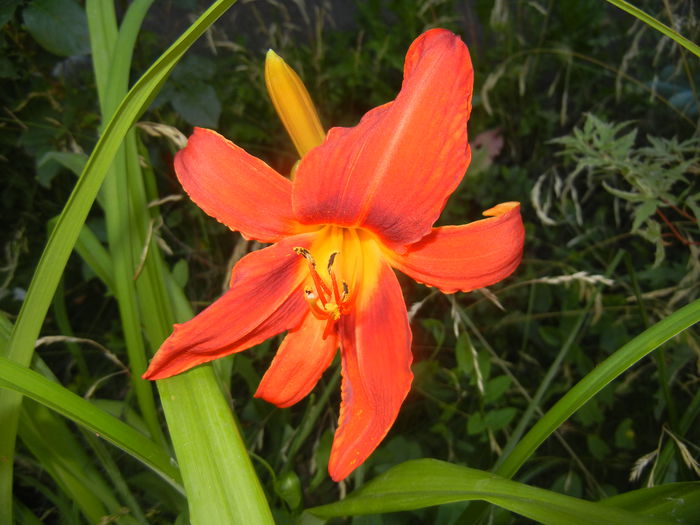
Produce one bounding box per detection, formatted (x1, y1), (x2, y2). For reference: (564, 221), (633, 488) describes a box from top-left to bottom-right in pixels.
(0, 0), (698, 523)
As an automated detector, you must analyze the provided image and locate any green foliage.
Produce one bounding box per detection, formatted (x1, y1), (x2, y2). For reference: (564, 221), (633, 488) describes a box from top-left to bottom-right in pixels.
(548, 113), (700, 265)
(22, 0), (90, 57)
(308, 459), (689, 525)
(1, 0), (699, 524)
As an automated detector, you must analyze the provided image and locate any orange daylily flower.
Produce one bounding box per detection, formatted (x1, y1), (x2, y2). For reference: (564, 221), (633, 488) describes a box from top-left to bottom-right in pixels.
(143, 29), (525, 481)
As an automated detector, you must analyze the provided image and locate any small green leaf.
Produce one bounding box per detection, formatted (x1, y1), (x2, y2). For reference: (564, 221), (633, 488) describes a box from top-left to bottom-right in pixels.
(0, 0), (21, 29)
(484, 376), (511, 404)
(422, 319), (445, 351)
(551, 471), (583, 498)
(171, 83), (221, 127)
(632, 200), (658, 231)
(38, 151), (87, 177)
(276, 471), (302, 510)
(485, 407), (517, 431)
(23, 0), (90, 56)
(172, 54), (216, 81)
(171, 259), (189, 288)
(37, 151), (88, 187)
(0, 355), (181, 490)
(467, 413), (486, 436)
(587, 434), (611, 461)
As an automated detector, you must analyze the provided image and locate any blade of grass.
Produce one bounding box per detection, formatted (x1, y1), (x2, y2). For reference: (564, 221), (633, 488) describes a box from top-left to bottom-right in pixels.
(14, 499), (45, 525)
(19, 402), (129, 524)
(496, 250), (624, 469)
(495, 297), (700, 479)
(51, 279), (90, 382)
(307, 459), (676, 525)
(74, 223), (115, 292)
(101, 145), (166, 442)
(0, 355), (182, 491)
(625, 254), (678, 429)
(604, 0), (700, 57)
(80, 430), (150, 524)
(88, 0), (166, 447)
(32, 351), (150, 523)
(85, 0), (117, 110)
(601, 482), (700, 522)
(654, 387), (700, 482)
(0, 2), (236, 521)
(87, 1), (275, 521)
(156, 366), (276, 524)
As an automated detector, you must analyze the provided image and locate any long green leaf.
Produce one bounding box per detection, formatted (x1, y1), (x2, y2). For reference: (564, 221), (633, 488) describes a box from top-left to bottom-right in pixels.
(601, 482), (700, 523)
(157, 367), (276, 524)
(307, 459), (675, 525)
(88, 0), (168, 447)
(495, 298), (700, 479)
(91, 1), (273, 521)
(74, 223), (115, 292)
(0, 356), (182, 491)
(604, 0), (700, 57)
(19, 403), (122, 524)
(87, 1), (274, 522)
(0, 2), (236, 521)
(85, 0), (117, 106)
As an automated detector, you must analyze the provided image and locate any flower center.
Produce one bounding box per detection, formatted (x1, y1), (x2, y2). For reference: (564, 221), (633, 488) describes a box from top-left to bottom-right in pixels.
(293, 226), (382, 338)
(293, 246), (351, 338)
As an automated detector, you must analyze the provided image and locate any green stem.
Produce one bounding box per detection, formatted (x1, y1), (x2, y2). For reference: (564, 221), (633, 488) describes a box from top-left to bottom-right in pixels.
(284, 369), (341, 470)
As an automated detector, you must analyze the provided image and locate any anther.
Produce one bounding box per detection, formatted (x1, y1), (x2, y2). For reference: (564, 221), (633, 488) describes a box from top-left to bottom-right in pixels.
(294, 246), (330, 302)
(327, 251), (339, 273)
(293, 246), (315, 267)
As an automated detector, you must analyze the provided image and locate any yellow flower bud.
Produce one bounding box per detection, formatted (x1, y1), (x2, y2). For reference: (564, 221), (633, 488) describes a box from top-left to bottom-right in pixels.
(265, 50), (325, 157)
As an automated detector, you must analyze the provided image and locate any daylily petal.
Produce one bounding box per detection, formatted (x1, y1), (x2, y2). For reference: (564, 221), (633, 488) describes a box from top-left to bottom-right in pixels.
(293, 28), (473, 249)
(255, 312), (338, 408)
(328, 260), (413, 481)
(387, 202), (524, 293)
(174, 127), (301, 243)
(142, 234), (314, 380)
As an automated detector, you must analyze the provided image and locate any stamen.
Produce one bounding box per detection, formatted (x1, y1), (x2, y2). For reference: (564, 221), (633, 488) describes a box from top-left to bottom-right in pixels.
(294, 246), (330, 302)
(327, 251), (338, 273)
(327, 252), (343, 306)
(294, 246), (353, 333)
(293, 246), (314, 265)
(322, 318), (336, 339)
(304, 286), (330, 320)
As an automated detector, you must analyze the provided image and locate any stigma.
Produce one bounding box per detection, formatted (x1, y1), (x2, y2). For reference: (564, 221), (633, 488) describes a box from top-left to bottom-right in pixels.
(294, 246), (352, 338)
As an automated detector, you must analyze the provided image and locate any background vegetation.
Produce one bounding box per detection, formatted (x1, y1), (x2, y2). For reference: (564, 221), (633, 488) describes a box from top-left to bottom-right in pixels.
(0, 0), (698, 523)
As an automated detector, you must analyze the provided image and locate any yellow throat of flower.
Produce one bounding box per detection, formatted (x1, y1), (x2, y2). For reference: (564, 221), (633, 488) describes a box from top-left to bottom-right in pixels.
(294, 226), (381, 337)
